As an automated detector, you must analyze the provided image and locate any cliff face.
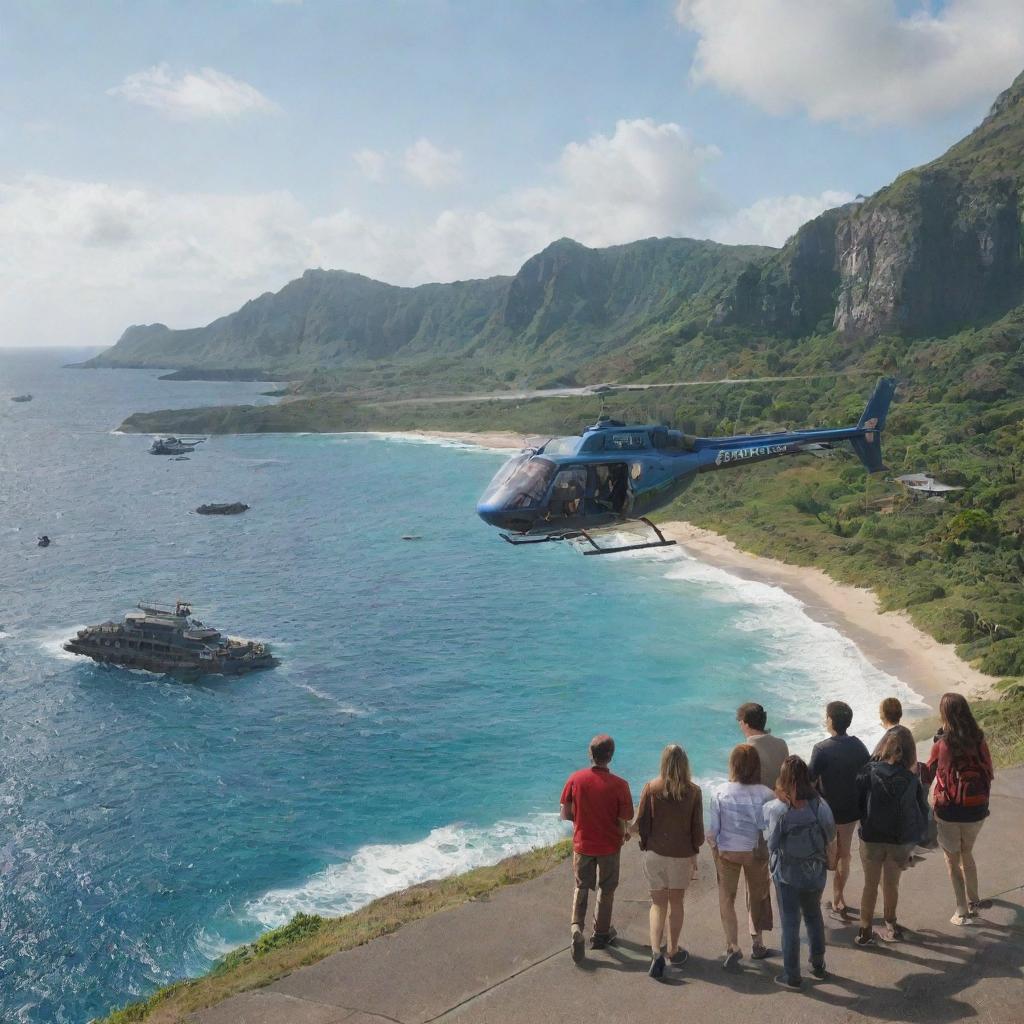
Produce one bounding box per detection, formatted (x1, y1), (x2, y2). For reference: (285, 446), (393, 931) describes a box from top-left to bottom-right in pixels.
(716, 205), (849, 335)
(725, 70), (1024, 340)
(833, 173), (1021, 337)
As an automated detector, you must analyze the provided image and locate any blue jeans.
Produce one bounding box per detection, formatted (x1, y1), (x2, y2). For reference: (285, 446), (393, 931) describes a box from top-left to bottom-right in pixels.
(774, 881), (826, 983)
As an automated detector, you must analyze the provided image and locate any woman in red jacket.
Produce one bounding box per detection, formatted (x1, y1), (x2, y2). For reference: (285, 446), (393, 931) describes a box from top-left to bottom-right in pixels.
(924, 693), (995, 926)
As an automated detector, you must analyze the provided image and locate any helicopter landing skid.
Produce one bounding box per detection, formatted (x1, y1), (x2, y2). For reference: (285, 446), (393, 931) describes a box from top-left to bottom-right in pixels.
(499, 518), (676, 555)
(578, 517), (677, 556)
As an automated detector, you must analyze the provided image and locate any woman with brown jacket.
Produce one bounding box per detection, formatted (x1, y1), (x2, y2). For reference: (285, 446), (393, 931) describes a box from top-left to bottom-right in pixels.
(633, 744), (705, 979)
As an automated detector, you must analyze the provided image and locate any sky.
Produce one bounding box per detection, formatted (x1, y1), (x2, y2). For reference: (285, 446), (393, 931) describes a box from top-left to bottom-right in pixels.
(2, 0), (1024, 347)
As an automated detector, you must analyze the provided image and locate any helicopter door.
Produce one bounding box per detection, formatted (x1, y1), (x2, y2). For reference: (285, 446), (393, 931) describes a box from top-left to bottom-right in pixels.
(590, 463), (630, 515)
(548, 467), (587, 519)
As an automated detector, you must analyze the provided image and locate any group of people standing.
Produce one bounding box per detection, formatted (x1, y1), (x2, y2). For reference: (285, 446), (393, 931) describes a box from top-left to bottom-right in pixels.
(559, 692), (995, 989)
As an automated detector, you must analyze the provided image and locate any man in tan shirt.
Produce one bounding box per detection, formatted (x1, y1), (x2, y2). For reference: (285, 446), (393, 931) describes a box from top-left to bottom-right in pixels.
(737, 702), (789, 789)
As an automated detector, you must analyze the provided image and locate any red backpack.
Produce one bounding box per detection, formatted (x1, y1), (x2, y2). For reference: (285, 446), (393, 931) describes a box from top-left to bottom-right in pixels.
(949, 747), (991, 808)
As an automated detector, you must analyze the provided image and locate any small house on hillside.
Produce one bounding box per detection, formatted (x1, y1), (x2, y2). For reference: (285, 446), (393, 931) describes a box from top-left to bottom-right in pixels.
(895, 473), (965, 498)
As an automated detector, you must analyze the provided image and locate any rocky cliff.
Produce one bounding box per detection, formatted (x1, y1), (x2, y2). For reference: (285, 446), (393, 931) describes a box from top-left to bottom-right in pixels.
(725, 70), (1024, 340)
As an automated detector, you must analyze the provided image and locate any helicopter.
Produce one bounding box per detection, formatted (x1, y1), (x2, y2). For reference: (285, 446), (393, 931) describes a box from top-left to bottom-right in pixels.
(477, 377), (897, 555)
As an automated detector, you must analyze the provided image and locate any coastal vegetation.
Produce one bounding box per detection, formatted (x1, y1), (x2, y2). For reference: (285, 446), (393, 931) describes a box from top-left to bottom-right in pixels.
(97, 840), (571, 1024)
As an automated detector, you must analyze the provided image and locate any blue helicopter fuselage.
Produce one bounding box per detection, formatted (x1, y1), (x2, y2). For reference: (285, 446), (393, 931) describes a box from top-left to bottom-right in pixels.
(477, 378), (896, 540)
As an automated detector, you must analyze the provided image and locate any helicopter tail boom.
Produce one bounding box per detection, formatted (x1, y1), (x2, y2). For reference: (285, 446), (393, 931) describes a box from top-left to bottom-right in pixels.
(850, 376), (897, 473)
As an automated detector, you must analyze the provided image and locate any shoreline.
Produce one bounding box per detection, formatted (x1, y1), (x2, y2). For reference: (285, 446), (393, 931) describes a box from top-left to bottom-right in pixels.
(376, 428), (538, 449)
(660, 522), (995, 714)
(382, 429), (995, 715)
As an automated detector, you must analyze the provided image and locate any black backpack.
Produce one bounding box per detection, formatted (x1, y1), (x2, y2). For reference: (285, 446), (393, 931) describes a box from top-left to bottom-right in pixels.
(864, 764), (923, 844)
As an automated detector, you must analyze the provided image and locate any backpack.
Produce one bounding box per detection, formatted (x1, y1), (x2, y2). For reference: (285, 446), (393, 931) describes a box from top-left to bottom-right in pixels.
(775, 799), (828, 886)
(863, 764), (922, 844)
(951, 749), (991, 809)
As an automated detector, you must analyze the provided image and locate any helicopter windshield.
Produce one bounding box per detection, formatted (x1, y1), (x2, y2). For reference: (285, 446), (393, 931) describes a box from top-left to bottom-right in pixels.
(479, 455), (556, 510)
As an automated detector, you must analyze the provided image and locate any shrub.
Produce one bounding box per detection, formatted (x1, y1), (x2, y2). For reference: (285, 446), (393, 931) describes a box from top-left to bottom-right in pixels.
(979, 636), (1024, 677)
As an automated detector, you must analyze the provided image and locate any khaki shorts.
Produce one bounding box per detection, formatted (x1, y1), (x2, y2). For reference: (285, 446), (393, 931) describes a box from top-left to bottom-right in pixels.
(642, 850), (695, 891)
(860, 841), (915, 868)
(936, 817), (985, 854)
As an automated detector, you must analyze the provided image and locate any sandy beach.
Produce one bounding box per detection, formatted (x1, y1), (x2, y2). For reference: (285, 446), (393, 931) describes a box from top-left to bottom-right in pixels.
(385, 428), (538, 449)
(385, 429), (995, 714)
(660, 522), (995, 713)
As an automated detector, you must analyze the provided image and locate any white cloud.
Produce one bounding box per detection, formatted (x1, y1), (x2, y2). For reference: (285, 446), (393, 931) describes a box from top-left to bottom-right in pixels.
(514, 118), (725, 247)
(353, 148), (388, 182)
(1, 121), (851, 345)
(403, 138), (463, 187)
(108, 64), (279, 120)
(715, 189), (856, 247)
(675, 0), (1024, 125)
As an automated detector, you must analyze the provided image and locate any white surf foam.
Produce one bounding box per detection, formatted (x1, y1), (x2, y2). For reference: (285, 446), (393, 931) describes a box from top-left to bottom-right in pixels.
(37, 626), (88, 662)
(659, 549), (928, 756)
(360, 431), (518, 455)
(233, 814), (568, 934)
(294, 682), (366, 716)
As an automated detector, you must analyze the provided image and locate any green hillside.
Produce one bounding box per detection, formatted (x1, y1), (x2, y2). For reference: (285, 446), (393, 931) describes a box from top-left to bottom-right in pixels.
(84, 236), (773, 383)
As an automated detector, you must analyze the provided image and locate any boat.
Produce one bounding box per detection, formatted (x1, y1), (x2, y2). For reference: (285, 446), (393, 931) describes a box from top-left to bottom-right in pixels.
(11, 394), (32, 402)
(63, 601), (278, 677)
(149, 436), (206, 455)
(196, 502), (249, 515)
(37, 535), (51, 548)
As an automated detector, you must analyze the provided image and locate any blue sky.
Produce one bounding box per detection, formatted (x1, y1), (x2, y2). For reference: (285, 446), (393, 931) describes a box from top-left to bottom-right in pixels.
(2, 0), (1022, 346)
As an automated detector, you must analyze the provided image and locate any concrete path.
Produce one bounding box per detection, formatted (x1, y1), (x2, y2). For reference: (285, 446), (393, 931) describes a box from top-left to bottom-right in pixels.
(189, 768), (1024, 1024)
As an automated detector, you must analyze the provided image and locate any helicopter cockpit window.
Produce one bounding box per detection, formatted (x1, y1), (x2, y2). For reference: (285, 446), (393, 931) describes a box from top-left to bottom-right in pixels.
(606, 432), (647, 451)
(479, 455), (556, 510)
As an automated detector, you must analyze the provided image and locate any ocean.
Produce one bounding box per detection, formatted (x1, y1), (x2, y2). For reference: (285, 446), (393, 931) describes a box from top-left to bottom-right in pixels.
(0, 348), (925, 1023)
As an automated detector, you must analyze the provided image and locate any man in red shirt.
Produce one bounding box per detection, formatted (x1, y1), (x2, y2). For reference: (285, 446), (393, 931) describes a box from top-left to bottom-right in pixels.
(560, 734), (634, 964)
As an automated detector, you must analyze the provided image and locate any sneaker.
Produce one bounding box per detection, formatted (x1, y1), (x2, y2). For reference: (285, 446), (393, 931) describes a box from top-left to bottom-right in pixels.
(854, 927), (875, 947)
(828, 901), (853, 922)
(590, 926), (617, 949)
(723, 948), (742, 969)
(950, 912), (973, 927)
(774, 974), (802, 990)
(751, 941), (771, 960)
(809, 962), (828, 980)
(882, 921), (904, 942)
(969, 899), (993, 913)
(570, 927), (585, 964)
(669, 949), (689, 966)
(648, 954), (666, 979)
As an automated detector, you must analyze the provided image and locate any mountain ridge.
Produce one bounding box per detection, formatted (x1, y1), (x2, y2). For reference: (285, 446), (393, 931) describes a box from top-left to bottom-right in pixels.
(84, 236), (775, 379)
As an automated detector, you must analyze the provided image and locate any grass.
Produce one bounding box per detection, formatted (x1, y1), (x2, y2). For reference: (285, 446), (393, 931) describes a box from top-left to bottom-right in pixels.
(911, 681), (1024, 768)
(96, 839), (571, 1024)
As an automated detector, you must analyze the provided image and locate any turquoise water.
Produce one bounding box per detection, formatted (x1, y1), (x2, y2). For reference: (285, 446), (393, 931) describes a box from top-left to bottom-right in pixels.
(0, 349), (925, 1022)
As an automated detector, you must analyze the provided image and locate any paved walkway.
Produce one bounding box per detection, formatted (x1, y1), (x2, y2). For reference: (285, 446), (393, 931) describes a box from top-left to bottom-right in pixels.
(190, 768), (1024, 1024)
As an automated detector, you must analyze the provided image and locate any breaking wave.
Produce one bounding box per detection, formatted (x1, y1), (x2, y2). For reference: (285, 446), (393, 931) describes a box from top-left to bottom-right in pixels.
(218, 814), (567, 941)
